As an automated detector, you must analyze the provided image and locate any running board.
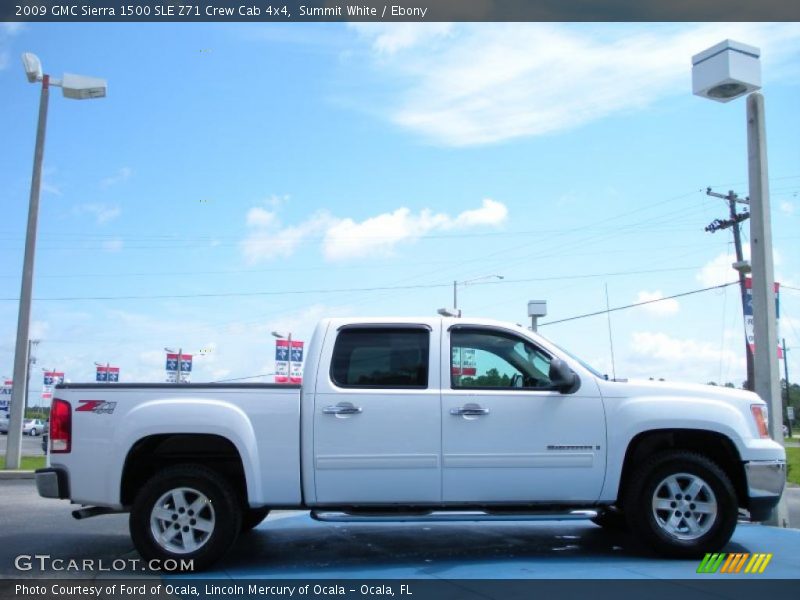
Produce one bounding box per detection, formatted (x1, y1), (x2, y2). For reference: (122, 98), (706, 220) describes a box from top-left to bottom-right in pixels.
(310, 509), (598, 523)
(72, 506), (126, 520)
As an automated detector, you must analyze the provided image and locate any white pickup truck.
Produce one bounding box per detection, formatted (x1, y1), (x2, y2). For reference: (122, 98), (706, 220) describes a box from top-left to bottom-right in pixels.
(36, 317), (786, 570)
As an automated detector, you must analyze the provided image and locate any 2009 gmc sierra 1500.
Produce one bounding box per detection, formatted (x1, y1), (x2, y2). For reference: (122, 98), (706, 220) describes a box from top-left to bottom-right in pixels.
(36, 316), (786, 570)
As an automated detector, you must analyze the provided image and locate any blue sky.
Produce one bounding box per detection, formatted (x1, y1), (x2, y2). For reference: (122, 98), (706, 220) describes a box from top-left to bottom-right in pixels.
(1, 22), (799, 402)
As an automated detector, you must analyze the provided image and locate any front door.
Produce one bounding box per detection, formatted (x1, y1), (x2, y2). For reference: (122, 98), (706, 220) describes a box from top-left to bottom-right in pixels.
(313, 324), (442, 505)
(441, 326), (606, 503)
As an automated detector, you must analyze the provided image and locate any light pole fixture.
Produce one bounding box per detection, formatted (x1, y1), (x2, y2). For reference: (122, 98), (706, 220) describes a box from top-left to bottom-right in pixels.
(691, 40), (761, 102)
(692, 40), (787, 526)
(527, 300), (547, 332)
(6, 54), (106, 470)
(272, 331), (294, 384)
(449, 274), (504, 317)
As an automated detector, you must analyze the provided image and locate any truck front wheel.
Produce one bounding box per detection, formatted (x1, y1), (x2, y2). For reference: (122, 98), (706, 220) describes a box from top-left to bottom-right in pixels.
(624, 451), (737, 558)
(130, 464), (242, 571)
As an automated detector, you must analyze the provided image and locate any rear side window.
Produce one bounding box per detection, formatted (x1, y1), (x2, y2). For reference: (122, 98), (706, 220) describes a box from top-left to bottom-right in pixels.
(331, 328), (429, 388)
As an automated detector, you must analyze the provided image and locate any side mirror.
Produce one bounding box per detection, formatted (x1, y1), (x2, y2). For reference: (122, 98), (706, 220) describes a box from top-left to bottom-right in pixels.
(549, 359), (580, 394)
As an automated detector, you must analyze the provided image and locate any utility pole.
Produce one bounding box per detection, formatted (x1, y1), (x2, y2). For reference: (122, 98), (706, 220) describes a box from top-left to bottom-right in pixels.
(782, 338), (791, 434)
(705, 188), (754, 390)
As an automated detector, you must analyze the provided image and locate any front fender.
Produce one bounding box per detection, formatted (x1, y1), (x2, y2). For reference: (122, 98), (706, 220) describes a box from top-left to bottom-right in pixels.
(600, 395), (752, 502)
(110, 398), (260, 506)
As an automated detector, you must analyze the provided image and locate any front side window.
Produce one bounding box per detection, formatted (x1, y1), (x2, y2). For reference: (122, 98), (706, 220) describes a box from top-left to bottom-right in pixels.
(451, 328), (553, 390)
(331, 328), (429, 388)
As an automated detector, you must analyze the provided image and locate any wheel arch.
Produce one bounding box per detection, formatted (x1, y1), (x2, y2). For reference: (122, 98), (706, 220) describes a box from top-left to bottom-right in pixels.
(120, 433), (247, 507)
(614, 429), (747, 511)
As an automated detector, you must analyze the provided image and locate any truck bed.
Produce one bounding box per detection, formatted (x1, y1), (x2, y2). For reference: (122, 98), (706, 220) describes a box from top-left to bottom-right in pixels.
(52, 383), (303, 508)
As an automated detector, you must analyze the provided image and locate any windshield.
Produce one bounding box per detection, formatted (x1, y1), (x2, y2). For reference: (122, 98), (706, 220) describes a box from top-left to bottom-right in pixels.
(536, 334), (606, 379)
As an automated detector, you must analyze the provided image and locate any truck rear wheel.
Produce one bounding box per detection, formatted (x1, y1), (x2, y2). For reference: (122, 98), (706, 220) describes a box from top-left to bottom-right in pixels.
(130, 464), (242, 571)
(623, 451), (737, 558)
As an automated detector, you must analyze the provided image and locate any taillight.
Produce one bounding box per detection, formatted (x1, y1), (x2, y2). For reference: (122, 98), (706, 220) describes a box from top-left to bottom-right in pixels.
(51, 398), (71, 453)
(750, 404), (769, 439)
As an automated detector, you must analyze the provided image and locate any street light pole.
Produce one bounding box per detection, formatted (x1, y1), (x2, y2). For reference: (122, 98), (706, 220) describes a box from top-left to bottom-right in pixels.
(6, 54), (106, 470)
(6, 75), (50, 470)
(692, 40), (787, 527)
(747, 93), (783, 441)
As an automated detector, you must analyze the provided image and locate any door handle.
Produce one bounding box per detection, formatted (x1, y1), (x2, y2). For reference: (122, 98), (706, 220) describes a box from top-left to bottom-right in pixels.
(322, 403), (363, 415)
(450, 405), (490, 416)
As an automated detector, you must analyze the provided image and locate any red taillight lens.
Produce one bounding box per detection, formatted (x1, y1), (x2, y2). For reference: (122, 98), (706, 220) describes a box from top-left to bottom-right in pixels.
(750, 404), (769, 439)
(50, 398), (71, 453)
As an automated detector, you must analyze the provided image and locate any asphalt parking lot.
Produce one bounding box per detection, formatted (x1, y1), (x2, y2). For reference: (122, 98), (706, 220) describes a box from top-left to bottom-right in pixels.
(1, 479), (799, 581)
(0, 433), (46, 457)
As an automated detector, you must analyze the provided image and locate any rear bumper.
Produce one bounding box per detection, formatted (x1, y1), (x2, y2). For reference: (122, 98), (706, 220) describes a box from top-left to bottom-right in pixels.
(744, 459), (786, 521)
(35, 467), (69, 500)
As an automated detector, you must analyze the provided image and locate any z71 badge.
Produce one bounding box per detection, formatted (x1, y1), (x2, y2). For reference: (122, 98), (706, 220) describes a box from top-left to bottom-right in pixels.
(76, 400), (117, 414)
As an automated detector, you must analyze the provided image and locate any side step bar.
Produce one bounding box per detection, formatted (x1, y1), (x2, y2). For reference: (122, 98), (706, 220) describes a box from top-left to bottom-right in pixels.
(311, 509), (598, 523)
(72, 506), (126, 520)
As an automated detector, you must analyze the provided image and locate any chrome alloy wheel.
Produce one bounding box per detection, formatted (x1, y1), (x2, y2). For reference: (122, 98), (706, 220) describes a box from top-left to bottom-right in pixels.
(651, 472), (718, 541)
(149, 487), (216, 554)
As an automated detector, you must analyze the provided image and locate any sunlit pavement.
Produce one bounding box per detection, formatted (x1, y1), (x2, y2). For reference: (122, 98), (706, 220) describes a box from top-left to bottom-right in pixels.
(2, 480), (798, 580)
(202, 511), (800, 580)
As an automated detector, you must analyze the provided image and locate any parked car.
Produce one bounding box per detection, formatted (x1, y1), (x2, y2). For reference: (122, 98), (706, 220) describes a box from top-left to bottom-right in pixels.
(0, 413), (8, 434)
(23, 418), (45, 436)
(36, 316), (786, 570)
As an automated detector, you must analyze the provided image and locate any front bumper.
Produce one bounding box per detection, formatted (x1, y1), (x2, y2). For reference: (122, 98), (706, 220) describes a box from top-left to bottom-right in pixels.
(744, 459), (786, 521)
(35, 467), (69, 499)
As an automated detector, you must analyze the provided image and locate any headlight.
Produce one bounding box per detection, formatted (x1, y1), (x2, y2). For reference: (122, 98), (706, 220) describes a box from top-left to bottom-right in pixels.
(750, 404), (770, 438)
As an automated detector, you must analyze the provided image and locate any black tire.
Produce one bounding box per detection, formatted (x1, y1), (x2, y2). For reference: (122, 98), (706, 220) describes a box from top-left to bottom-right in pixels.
(129, 464), (242, 571)
(591, 507), (629, 532)
(623, 450), (737, 558)
(30, 429), (37, 436)
(241, 507), (271, 532)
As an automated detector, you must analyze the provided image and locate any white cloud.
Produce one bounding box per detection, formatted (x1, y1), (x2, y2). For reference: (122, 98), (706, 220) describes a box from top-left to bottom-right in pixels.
(629, 331), (741, 382)
(0, 23), (23, 71)
(1, 23), (24, 35)
(102, 239), (124, 252)
(696, 251), (747, 288)
(246, 207), (278, 227)
(351, 23), (453, 55)
(241, 211), (332, 264)
(100, 167), (132, 189)
(31, 320), (50, 340)
(74, 203), (121, 225)
(241, 198), (508, 263)
(41, 181), (62, 196)
(780, 201), (795, 216)
(450, 198), (508, 228)
(635, 290), (680, 316)
(323, 198), (506, 260)
(347, 23), (800, 146)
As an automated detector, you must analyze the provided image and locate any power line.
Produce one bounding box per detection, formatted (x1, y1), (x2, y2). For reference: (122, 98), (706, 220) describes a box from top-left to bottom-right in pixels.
(210, 373), (275, 383)
(0, 265), (704, 302)
(539, 282), (737, 327)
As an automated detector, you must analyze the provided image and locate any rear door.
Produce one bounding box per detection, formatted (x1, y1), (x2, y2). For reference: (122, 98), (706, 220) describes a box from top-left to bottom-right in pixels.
(312, 324), (442, 504)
